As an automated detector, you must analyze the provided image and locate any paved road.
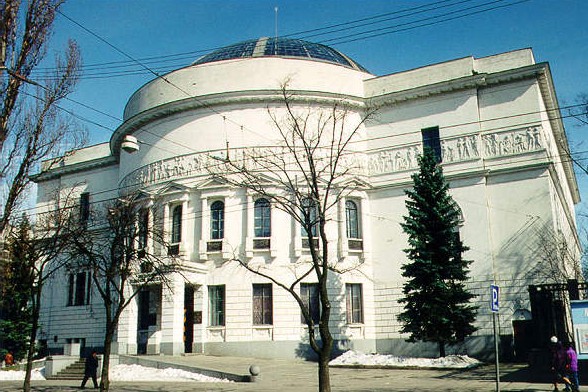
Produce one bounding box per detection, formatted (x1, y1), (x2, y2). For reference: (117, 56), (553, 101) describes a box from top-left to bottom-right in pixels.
(0, 355), (558, 391)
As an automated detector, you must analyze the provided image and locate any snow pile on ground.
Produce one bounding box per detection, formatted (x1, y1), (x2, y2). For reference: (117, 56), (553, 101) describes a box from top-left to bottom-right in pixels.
(0, 365), (231, 382)
(110, 364), (232, 382)
(0, 367), (46, 380)
(329, 351), (481, 369)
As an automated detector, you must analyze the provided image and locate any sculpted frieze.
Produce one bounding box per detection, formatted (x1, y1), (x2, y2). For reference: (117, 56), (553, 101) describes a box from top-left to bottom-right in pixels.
(441, 135), (479, 163)
(368, 146), (421, 175)
(119, 126), (545, 188)
(483, 126), (542, 158)
(120, 153), (211, 190)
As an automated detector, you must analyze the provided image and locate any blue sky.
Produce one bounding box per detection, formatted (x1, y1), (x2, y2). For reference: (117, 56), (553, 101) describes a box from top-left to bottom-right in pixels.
(41, 0), (588, 212)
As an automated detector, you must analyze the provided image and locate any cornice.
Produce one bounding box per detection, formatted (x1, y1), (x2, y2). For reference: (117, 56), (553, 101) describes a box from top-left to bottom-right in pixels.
(31, 155), (118, 183)
(370, 161), (551, 192)
(369, 74), (486, 105)
(535, 65), (581, 204)
(369, 63), (548, 106)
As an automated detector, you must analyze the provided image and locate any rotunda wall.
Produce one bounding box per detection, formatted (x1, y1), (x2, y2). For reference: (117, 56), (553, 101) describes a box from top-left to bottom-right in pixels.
(118, 102), (368, 191)
(123, 57), (371, 121)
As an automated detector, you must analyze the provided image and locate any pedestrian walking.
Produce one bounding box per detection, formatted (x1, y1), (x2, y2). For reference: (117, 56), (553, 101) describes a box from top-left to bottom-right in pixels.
(565, 341), (580, 392)
(81, 350), (99, 389)
(551, 337), (571, 392)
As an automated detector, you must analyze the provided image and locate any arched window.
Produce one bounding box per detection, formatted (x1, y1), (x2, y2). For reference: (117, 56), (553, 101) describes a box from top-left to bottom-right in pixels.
(254, 198), (271, 238)
(171, 205), (182, 244)
(345, 200), (360, 239)
(210, 200), (224, 240)
(301, 198), (317, 237)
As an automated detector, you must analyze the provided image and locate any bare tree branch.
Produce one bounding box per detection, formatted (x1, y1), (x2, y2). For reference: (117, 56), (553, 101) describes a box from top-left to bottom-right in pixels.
(208, 83), (377, 392)
(64, 192), (180, 391)
(0, 0), (86, 235)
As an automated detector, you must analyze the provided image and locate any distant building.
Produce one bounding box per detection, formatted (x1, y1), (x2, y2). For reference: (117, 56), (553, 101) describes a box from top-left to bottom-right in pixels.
(34, 38), (580, 359)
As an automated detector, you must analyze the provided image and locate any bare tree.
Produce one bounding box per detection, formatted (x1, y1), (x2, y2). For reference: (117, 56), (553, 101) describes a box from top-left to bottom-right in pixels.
(2, 188), (83, 392)
(529, 224), (582, 284)
(209, 85), (376, 392)
(65, 193), (180, 391)
(0, 0), (85, 235)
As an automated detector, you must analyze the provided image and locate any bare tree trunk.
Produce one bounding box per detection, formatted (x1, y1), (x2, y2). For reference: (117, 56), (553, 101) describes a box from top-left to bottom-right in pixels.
(439, 341), (446, 358)
(317, 352), (332, 392)
(22, 286), (41, 392)
(22, 310), (38, 392)
(317, 322), (333, 392)
(100, 324), (114, 392)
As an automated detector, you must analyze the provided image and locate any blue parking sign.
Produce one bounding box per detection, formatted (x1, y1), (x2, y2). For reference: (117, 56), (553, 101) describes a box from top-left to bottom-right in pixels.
(490, 284), (499, 312)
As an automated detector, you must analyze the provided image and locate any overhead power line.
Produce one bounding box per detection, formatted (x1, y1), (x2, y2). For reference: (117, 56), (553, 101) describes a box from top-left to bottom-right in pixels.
(33, 0), (527, 78)
(322, 0), (530, 46)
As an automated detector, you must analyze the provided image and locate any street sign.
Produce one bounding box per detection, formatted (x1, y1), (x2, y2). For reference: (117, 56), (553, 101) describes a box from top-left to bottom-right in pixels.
(491, 284), (499, 312)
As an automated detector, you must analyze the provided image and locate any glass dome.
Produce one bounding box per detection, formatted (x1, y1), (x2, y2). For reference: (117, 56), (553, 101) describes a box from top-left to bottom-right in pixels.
(193, 37), (369, 72)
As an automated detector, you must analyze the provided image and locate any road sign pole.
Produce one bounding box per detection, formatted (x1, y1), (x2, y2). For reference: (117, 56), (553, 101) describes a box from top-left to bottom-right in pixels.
(493, 311), (500, 392)
(491, 284), (500, 392)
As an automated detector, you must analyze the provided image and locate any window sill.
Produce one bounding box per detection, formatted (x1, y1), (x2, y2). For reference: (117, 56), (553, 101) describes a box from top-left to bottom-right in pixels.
(206, 240), (223, 252)
(347, 239), (363, 251)
(344, 324), (365, 339)
(252, 325), (273, 341)
(199, 239), (232, 260)
(206, 327), (226, 342)
(245, 237), (278, 258)
(252, 238), (270, 250)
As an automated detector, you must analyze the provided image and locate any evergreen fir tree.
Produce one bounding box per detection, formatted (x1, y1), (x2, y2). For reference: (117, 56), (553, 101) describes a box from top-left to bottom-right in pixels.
(398, 149), (477, 357)
(0, 216), (34, 361)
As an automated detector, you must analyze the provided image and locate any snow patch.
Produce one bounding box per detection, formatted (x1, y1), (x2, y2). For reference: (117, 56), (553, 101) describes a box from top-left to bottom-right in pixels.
(0, 364), (231, 382)
(109, 364), (232, 382)
(0, 367), (46, 380)
(329, 351), (481, 369)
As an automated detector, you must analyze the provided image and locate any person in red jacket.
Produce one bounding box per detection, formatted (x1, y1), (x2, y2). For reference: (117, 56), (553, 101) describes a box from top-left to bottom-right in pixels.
(4, 352), (14, 367)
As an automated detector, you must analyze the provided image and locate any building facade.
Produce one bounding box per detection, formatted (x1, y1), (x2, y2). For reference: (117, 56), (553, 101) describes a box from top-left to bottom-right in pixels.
(34, 38), (581, 360)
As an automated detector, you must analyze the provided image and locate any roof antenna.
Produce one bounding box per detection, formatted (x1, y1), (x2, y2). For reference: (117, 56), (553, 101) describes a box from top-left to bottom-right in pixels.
(274, 6), (278, 55)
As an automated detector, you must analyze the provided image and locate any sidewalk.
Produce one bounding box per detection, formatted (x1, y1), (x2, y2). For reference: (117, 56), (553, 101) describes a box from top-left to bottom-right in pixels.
(0, 354), (557, 391)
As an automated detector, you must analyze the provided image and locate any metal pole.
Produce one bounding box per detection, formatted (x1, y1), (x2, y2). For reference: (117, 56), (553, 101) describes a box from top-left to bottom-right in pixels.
(493, 312), (500, 392)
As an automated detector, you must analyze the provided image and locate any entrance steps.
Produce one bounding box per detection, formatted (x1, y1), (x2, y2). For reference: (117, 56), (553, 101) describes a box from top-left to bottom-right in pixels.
(46, 358), (85, 380)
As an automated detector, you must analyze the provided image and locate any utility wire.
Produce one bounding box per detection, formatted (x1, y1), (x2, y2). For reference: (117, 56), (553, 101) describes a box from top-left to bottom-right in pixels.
(323, 0), (529, 46)
(34, 0), (526, 76)
(299, 0), (477, 41)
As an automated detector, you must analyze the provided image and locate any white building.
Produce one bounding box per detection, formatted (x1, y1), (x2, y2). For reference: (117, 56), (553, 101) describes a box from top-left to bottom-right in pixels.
(34, 38), (580, 360)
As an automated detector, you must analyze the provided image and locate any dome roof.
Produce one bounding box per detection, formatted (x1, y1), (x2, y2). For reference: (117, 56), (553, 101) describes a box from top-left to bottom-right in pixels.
(193, 37), (369, 72)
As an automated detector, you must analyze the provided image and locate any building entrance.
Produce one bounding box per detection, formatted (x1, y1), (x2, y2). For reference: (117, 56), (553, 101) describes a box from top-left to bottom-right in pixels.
(184, 284), (195, 353)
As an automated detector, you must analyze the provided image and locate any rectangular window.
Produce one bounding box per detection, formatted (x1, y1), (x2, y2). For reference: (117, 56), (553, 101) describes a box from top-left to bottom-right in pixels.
(67, 272), (91, 306)
(300, 283), (320, 325)
(421, 126), (441, 161)
(345, 283), (363, 324)
(138, 208), (149, 250)
(252, 284), (273, 325)
(138, 290), (156, 329)
(79, 192), (90, 223)
(301, 198), (318, 238)
(208, 285), (226, 326)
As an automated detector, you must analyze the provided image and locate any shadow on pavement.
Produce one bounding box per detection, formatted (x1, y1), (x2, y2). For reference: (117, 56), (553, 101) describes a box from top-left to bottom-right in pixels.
(437, 363), (553, 385)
